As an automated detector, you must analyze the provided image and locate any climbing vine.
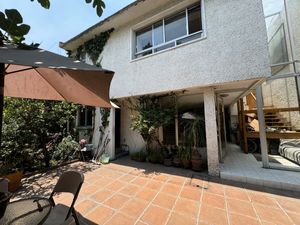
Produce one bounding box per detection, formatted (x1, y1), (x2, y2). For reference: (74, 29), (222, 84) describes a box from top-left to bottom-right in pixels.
(75, 28), (114, 65)
(100, 108), (110, 130)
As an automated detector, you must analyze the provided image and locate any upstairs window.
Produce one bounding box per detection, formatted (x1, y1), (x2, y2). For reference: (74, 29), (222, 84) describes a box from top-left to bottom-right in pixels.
(134, 2), (203, 59)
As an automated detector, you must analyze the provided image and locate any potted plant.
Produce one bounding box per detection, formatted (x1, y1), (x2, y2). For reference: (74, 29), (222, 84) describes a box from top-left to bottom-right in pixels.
(182, 113), (206, 171)
(130, 151), (147, 162)
(172, 147), (181, 167)
(179, 146), (191, 168)
(161, 146), (172, 166)
(0, 160), (24, 192)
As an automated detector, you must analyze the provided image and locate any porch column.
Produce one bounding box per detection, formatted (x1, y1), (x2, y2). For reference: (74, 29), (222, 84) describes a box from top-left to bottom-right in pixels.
(204, 88), (220, 176)
(256, 85), (269, 168)
(109, 108), (116, 160)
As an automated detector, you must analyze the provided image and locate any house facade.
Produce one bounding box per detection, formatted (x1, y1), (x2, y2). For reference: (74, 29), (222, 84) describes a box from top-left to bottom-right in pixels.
(61, 0), (272, 176)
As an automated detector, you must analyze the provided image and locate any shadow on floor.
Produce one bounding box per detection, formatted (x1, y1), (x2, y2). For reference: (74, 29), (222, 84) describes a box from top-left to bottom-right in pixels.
(13, 161), (101, 200)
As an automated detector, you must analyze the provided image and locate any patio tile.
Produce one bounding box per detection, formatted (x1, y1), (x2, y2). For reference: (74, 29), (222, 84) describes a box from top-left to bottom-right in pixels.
(105, 212), (136, 225)
(80, 184), (99, 196)
(103, 193), (130, 209)
(254, 203), (292, 224)
(119, 184), (141, 197)
(105, 180), (127, 192)
(119, 174), (136, 183)
(92, 189), (113, 203)
(224, 186), (249, 201)
(227, 198), (257, 218)
(160, 183), (181, 196)
(228, 213), (260, 225)
(276, 198), (300, 214)
(286, 211), (300, 224)
(75, 199), (98, 215)
(141, 205), (170, 225)
(204, 181), (224, 195)
(202, 192), (226, 209)
(166, 212), (197, 225)
(136, 188), (157, 201)
(152, 173), (170, 182)
(199, 205), (228, 225)
(180, 186), (202, 201)
(93, 177), (114, 187)
(120, 198), (148, 219)
(85, 205), (114, 225)
(168, 176), (187, 185)
(145, 180), (164, 190)
(174, 197), (199, 218)
(248, 192), (278, 208)
(153, 193), (177, 209)
(130, 177), (148, 186)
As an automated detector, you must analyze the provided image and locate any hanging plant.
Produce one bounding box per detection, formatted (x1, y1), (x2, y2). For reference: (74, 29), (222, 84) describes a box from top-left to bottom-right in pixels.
(74, 28), (114, 65)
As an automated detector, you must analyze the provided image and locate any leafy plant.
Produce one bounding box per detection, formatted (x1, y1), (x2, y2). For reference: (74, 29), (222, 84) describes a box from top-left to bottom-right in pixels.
(147, 149), (164, 164)
(129, 96), (175, 151)
(0, 98), (77, 172)
(75, 28), (114, 65)
(182, 114), (206, 148)
(179, 146), (191, 161)
(52, 135), (79, 162)
(130, 151), (147, 162)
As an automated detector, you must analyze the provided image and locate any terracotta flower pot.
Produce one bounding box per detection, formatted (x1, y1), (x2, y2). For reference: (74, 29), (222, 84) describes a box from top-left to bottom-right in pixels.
(181, 159), (190, 168)
(5, 171), (24, 192)
(191, 149), (203, 171)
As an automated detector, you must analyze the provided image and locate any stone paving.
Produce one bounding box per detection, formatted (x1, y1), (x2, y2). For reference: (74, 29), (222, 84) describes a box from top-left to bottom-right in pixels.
(13, 157), (300, 225)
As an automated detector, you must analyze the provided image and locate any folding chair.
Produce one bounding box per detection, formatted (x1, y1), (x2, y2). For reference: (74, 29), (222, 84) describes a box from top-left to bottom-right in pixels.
(0, 178), (9, 193)
(43, 171), (84, 225)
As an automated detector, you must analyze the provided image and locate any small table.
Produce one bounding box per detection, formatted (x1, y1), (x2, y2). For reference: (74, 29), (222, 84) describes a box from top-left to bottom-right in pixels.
(0, 197), (52, 225)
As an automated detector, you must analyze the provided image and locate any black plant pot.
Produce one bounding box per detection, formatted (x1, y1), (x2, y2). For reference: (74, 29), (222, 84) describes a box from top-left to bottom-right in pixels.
(0, 192), (12, 219)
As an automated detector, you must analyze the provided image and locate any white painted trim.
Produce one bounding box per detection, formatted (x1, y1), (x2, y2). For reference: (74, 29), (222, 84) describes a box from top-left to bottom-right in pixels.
(130, 0), (205, 61)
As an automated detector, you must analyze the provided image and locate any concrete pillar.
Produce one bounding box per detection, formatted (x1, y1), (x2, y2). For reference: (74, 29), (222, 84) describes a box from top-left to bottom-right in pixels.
(256, 85), (269, 168)
(109, 108), (116, 160)
(204, 88), (220, 176)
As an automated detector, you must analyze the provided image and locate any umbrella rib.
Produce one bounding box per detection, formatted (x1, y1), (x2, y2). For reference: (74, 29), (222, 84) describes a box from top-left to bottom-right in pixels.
(34, 68), (67, 101)
(5, 67), (36, 76)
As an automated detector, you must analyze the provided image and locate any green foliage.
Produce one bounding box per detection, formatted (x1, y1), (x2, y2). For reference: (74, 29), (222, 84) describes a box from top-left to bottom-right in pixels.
(179, 146), (191, 161)
(0, 9), (30, 43)
(130, 151), (147, 162)
(129, 96), (175, 150)
(75, 28), (114, 65)
(85, 0), (105, 16)
(147, 149), (164, 164)
(182, 114), (206, 148)
(0, 98), (77, 173)
(100, 108), (110, 130)
(52, 135), (79, 162)
(31, 0), (51, 9)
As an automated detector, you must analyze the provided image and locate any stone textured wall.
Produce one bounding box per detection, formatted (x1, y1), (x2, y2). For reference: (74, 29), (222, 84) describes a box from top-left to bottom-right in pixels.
(99, 0), (270, 99)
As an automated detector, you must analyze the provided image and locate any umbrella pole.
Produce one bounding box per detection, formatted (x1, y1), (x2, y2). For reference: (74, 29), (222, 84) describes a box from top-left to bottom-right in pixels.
(0, 63), (4, 144)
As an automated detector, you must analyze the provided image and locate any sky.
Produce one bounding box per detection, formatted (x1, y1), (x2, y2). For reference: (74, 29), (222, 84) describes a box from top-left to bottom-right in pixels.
(0, 0), (135, 55)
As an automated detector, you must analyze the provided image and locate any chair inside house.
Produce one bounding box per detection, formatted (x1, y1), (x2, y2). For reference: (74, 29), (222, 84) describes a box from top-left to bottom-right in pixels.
(43, 171), (84, 225)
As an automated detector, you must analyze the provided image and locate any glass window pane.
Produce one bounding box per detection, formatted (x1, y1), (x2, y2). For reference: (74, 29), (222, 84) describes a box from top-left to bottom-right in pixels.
(165, 11), (187, 42)
(188, 4), (201, 34)
(153, 21), (163, 46)
(87, 108), (93, 126)
(79, 108), (86, 126)
(177, 32), (202, 45)
(154, 42), (175, 53)
(136, 26), (153, 53)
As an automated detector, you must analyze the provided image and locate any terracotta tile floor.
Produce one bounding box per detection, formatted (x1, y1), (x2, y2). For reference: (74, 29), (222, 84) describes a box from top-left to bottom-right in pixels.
(13, 157), (300, 225)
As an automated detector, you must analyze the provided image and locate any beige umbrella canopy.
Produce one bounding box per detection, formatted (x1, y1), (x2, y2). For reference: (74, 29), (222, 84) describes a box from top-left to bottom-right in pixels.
(0, 43), (114, 141)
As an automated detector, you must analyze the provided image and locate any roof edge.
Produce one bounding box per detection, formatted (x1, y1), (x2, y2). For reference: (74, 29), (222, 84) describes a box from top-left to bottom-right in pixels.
(60, 0), (146, 50)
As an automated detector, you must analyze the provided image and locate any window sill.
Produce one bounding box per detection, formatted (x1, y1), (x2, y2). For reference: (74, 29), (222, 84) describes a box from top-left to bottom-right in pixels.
(130, 35), (207, 63)
(76, 126), (93, 130)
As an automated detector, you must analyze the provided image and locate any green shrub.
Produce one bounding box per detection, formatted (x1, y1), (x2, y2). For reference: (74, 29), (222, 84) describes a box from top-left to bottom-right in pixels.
(130, 151), (147, 162)
(52, 136), (79, 162)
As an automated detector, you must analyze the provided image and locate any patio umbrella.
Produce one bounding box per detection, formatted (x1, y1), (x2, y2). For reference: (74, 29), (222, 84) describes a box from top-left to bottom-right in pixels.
(0, 43), (114, 142)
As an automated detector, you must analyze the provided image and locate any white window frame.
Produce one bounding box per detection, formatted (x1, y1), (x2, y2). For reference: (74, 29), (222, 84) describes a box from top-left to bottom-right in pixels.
(131, 0), (206, 61)
(77, 106), (94, 128)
